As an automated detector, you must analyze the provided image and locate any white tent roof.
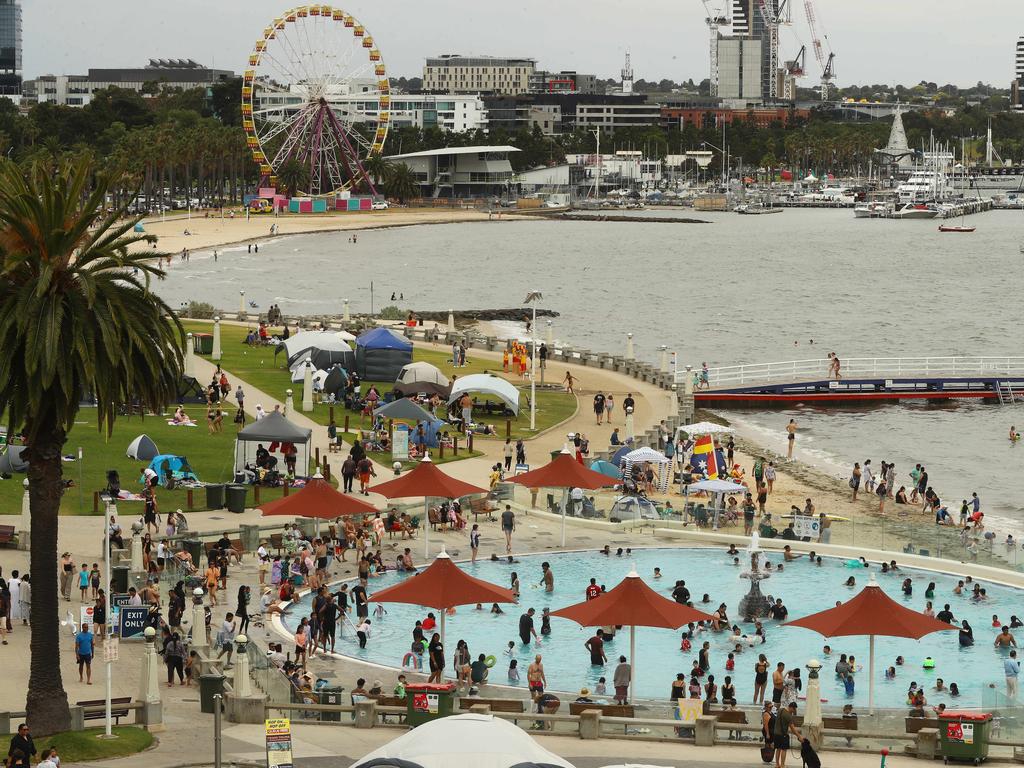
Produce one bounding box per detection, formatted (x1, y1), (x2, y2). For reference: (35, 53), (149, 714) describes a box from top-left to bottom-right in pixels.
(397, 360), (450, 387)
(686, 479), (747, 494)
(677, 421), (734, 435)
(448, 374), (521, 415)
(279, 330), (351, 361)
(351, 713), (573, 768)
(624, 447), (669, 464)
(336, 330), (357, 342)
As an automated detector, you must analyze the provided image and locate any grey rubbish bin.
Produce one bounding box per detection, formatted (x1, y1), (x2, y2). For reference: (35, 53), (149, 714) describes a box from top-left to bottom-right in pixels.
(111, 565), (129, 594)
(319, 687), (344, 721)
(183, 539), (203, 566)
(205, 484), (225, 510)
(225, 484), (248, 513)
(199, 673), (225, 713)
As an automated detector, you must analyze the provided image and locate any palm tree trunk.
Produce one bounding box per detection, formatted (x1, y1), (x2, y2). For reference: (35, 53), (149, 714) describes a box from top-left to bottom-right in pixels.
(24, 417), (72, 735)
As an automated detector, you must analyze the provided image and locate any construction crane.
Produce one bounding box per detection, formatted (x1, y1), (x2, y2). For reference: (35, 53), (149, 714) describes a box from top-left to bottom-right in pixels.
(756, 0), (786, 99)
(782, 44), (805, 100)
(699, 0), (730, 97)
(803, 0), (835, 101)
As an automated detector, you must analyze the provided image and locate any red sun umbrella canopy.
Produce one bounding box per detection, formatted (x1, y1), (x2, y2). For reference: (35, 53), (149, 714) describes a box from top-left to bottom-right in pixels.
(509, 452), (617, 491)
(371, 456), (488, 500)
(784, 580), (958, 639)
(551, 571), (716, 629)
(369, 550), (516, 610)
(257, 476), (379, 519)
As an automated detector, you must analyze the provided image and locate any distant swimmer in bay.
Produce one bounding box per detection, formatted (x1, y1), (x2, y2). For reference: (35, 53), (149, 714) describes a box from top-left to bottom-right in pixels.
(1011, 426), (1020, 443)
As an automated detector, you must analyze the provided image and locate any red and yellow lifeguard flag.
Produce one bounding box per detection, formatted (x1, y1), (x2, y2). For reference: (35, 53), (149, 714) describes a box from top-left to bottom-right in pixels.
(691, 435), (719, 479)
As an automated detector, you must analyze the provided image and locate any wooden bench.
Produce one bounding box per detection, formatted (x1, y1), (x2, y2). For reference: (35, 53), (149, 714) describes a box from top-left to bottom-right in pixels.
(906, 717), (932, 734)
(457, 697), (526, 713)
(0, 525), (17, 547)
(428, 508), (445, 532)
(469, 497), (497, 521)
(370, 694), (405, 723)
(707, 708), (748, 725)
(77, 696), (131, 725)
(824, 716), (858, 731)
(270, 533), (285, 554)
(568, 702), (635, 717)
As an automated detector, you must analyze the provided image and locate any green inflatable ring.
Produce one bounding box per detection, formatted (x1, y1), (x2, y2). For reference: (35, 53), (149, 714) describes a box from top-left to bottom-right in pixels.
(484, 654), (497, 669)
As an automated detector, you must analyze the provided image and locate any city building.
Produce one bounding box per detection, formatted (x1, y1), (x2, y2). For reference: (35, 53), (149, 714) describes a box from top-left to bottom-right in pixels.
(422, 55), (535, 95)
(484, 93), (660, 135)
(24, 59), (234, 105)
(0, 0), (22, 96)
(716, 36), (762, 100)
(1015, 36), (1024, 110)
(528, 70), (599, 94)
(662, 104), (810, 129)
(386, 145), (520, 198)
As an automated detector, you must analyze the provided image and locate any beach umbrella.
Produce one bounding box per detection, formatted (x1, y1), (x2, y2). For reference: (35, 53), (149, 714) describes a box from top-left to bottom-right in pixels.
(509, 450), (616, 546)
(369, 548), (516, 648)
(550, 568), (715, 703)
(676, 421), (734, 436)
(371, 455), (488, 558)
(588, 460), (622, 480)
(783, 575), (957, 714)
(257, 474), (379, 537)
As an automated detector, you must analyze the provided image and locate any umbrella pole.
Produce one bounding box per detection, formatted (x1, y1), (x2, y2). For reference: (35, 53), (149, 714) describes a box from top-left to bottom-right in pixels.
(440, 610), (446, 677)
(424, 498), (430, 559)
(869, 634), (875, 716)
(630, 624), (636, 705)
(560, 488), (568, 548)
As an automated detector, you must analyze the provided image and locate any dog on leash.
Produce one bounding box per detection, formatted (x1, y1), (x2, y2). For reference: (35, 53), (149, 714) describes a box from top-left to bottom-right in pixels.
(800, 737), (822, 768)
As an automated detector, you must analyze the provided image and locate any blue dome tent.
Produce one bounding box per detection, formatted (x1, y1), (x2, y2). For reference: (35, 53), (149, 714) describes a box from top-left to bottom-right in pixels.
(355, 328), (413, 381)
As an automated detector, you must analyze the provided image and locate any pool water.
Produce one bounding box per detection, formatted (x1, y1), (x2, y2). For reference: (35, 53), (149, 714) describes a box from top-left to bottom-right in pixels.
(281, 548), (1020, 708)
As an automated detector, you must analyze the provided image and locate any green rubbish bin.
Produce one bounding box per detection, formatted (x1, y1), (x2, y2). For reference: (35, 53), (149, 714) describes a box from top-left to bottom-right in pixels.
(318, 686), (344, 722)
(192, 333), (213, 355)
(199, 673), (225, 713)
(183, 538), (203, 566)
(938, 711), (992, 764)
(405, 683), (456, 727)
(205, 483), (225, 510)
(225, 484), (248, 513)
(111, 565), (129, 594)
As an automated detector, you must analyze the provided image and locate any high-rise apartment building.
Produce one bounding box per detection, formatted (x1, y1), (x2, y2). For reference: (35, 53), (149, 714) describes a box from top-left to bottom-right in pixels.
(0, 0), (22, 95)
(1015, 36), (1024, 110)
(717, 37), (763, 100)
(423, 55), (535, 95)
(723, 0), (779, 101)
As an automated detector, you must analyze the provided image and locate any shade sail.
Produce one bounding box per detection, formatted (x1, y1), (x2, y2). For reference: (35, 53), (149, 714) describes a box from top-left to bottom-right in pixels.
(369, 550), (515, 610)
(784, 580), (957, 640)
(447, 374), (521, 415)
(677, 421), (734, 435)
(257, 476), (379, 519)
(373, 398), (434, 423)
(372, 456), (487, 501)
(397, 361), (450, 387)
(685, 479), (747, 494)
(509, 452), (616, 491)
(235, 411), (312, 444)
(551, 571), (715, 630)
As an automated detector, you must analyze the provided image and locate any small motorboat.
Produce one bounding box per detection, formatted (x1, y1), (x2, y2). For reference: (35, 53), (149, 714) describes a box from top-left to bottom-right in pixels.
(938, 225), (976, 233)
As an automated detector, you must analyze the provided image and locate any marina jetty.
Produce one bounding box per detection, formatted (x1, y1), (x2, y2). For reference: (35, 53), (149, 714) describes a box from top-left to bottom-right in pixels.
(551, 212), (710, 224)
(411, 307), (559, 322)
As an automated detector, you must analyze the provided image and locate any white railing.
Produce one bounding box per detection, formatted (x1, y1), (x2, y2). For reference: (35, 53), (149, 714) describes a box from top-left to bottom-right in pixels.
(673, 357), (1024, 390)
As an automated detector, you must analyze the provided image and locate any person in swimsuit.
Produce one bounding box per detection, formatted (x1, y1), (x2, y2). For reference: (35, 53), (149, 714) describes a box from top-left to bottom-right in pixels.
(753, 654), (769, 704)
(786, 419), (797, 459)
(771, 662), (785, 705)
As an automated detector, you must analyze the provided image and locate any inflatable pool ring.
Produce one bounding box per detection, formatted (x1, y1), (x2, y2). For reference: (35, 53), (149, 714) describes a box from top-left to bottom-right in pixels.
(401, 652), (422, 672)
(421, 639), (429, 653)
(484, 654), (497, 669)
(922, 658), (936, 669)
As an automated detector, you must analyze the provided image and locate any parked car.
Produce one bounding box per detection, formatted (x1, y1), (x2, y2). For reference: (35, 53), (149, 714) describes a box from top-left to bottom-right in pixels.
(371, 200), (389, 211)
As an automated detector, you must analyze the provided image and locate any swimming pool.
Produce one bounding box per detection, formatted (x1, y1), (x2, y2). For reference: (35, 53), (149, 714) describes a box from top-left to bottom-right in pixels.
(281, 548), (1019, 708)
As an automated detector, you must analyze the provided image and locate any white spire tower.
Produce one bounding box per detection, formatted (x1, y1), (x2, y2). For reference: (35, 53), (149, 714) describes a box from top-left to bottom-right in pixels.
(620, 51), (633, 95)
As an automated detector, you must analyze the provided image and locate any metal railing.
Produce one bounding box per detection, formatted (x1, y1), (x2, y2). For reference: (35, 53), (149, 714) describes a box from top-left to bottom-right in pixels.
(674, 357), (1024, 390)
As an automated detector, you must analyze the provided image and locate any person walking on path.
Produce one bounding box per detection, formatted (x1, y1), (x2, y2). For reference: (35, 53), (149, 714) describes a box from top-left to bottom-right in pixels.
(593, 392), (606, 425)
(341, 456), (357, 493)
(503, 439), (514, 472)
(773, 702), (803, 768)
(7, 723), (35, 768)
(75, 623), (94, 684)
(501, 504), (515, 553)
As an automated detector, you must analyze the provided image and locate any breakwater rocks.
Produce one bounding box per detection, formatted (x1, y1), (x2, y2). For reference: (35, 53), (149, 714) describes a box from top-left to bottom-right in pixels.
(551, 213), (710, 224)
(412, 308), (560, 322)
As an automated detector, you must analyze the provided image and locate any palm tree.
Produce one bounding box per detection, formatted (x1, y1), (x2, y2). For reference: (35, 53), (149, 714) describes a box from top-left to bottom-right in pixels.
(362, 154), (394, 192)
(384, 162), (421, 203)
(276, 158), (310, 198)
(0, 158), (185, 734)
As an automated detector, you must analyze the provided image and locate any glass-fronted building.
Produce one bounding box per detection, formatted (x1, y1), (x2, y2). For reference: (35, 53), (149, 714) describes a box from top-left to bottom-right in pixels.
(0, 0), (21, 95)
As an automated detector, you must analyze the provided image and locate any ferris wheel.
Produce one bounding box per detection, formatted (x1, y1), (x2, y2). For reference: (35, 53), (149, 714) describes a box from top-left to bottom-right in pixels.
(242, 5), (389, 197)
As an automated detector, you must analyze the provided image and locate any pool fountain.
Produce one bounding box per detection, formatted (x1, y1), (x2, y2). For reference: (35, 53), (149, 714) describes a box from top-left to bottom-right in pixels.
(738, 532), (771, 621)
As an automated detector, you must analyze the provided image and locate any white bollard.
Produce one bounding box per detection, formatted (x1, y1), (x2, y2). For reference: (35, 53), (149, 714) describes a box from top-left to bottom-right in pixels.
(660, 345), (669, 373)
(184, 333), (195, 376)
(191, 590), (208, 653)
(302, 363), (314, 412)
(233, 637), (252, 697)
(671, 384), (679, 416)
(212, 317), (222, 362)
(624, 407), (635, 441)
(284, 389), (294, 417)
(684, 365), (694, 396)
(139, 627), (162, 704)
(130, 535), (144, 572)
(804, 660), (824, 749)
(447, 309), (455, 334)
(546, 319), (553, 346)
(625, 333), (634, 360)
(343, 299), (351, 322)
(238, 291), (245, 318)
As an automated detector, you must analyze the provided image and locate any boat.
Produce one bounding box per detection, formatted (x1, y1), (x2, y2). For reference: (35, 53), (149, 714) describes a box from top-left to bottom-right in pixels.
(735, 202), (782, 215)
(892, 202), (939, 220)
(938, 224), (976, 233)
(853, 201), (889, 218)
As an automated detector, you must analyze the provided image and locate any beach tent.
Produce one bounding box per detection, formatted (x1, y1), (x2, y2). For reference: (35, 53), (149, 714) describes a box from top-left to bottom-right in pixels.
(289, 346), (355, 372)
(0, 445), (28, 475)
(234, 411), (312, 474)
(176, 375), (207, 404)
(146, 454), (198, 487)
(277, 331), (353, 366)
(394, 362), (451, 398)
(355, 328), (413, 381)
(447, 374), (521, 416)
(623, 446), (672, 493)
(589, 459), (621, 479)
(322, 366), (350, 399)
(126, 434), (159, 462)
(350, 712), (574, 768)
(373, 398), (434, 424)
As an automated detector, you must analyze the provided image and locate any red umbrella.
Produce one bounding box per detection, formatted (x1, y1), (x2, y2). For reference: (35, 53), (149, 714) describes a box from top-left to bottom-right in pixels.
(371, 456), (488, 558)
(369, 549), (516, 647)
(784, 576), (957, 713)
(550, 569), (715, 703)
(508, 451), (616, 546)
(257, 475), (379, 537)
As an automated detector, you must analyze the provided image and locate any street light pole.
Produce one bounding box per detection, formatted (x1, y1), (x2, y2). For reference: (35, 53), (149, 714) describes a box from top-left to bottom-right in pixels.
(523, 291), (544, 432)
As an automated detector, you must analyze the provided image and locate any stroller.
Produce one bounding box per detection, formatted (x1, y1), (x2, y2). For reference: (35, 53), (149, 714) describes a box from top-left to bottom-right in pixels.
(105, 469), (121, 499)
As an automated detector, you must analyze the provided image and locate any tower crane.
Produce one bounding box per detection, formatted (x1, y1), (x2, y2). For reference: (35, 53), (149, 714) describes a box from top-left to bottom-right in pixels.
(782, 44), (806, 100)
(699, 0), (730, 97)
(756, 0), (786, 99)
(803, 0), (835, 101)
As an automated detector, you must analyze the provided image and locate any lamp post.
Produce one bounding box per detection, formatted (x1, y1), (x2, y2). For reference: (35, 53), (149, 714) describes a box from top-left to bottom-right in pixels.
(238, 291), (245, 318)
(523, 291), (543, 431)
(233, 635), (252, 697)
(212, 316), (222, 362)
(191, 588), (208, 653)
(804, 658), (824, 749)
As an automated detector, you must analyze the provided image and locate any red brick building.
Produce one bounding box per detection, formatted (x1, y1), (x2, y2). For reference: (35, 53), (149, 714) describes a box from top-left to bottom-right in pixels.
(661, 106), (811, 129)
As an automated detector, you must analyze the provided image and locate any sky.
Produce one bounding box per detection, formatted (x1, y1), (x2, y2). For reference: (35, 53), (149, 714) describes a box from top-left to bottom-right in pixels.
(23, 1), (1024, 88)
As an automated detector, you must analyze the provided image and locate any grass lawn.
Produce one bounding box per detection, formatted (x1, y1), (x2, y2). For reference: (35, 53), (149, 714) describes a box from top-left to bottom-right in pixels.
(182, 321), (578, 441)
(0, 404), (240, 516)
(2, 726), (153, 760)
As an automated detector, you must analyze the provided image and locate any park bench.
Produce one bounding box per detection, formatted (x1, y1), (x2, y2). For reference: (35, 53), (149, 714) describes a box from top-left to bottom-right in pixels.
(568, 702), (636, 717)
(469, 497), (496, 521)
(370, 694), (405, 723)
(458, 697), (526, 713)
(906, 717), (933, 734)
(76, 696), (131, 725)
(707, 707), (748, 725)
(269, 533), (285, 554)
(0, 526), (17, 547)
